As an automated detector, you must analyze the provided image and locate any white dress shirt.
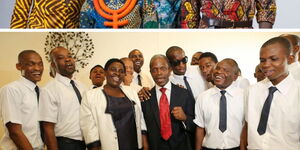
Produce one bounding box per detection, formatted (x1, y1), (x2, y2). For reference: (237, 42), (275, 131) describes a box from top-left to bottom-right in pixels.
(39, 73), (87, 141)
(288, 62), (300, 81)
(246, 74), (300, 150)
(169, 66), (206, 100)
(0, 77), (43, 150)
(133, 71), (154, 88)
(155, 81), (172, 105)
(194, 84), (245, 149)
(232, 76), (250, 90)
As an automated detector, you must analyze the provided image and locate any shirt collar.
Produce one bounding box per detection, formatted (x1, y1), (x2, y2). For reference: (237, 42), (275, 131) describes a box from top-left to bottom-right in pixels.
(20, 76), (37, 91)
(211, 82), (236, 98)
(55, 73), (73, 87)
(155, 80), (172, 92)
(264, 74), (293, 95)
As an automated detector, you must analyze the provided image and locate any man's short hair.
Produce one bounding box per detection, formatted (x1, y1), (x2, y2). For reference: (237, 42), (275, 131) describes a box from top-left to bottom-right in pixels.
(261, 37), (291, 56)
(90, 65), (104, 74)
(18, 50), (39, 63)
(222, 58), (239, 75)
(49, 46), (68, 62)
(199, 52), (218, 63)
(150, 54), (171, 68)
(165, 46), (184, 60)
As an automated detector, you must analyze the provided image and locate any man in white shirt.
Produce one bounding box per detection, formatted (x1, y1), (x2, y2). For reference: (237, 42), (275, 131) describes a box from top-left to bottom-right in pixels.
(39, 47), (87, 150)
(194, 58), (246, 150)
(0, 50), (44, 150)
(166, 46), (206, 100)
(128, 49), (154, 88)
(245, 37), (300, 150)
(280, 34), (300, 81)
(121, 57), (142, 92)
(89, 65), (105, 89)
(198, 52), (218, 90)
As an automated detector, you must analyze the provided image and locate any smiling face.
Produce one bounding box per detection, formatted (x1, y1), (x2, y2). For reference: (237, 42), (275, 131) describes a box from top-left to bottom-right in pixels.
(150, 56), (172, 87)
(90, 66), (105, 87)
(129, 50), (144, 73)
(260, 43), (289, 85)
(51, 47), (75, 79)
(213, 60), (238, 90)
(105, 62), (125, 88)
(16, 52), (44, 84)
(199, 57), (217, 82)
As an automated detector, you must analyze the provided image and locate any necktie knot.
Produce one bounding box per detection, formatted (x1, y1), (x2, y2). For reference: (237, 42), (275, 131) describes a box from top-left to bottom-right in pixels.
(220, 90), (226, 96)
(269, 86), (277, 94)
(137, 74), (142, 86)
(70, 80), (75, 85)
(70, 80), (82, 103)
(160, 87), (166, 93)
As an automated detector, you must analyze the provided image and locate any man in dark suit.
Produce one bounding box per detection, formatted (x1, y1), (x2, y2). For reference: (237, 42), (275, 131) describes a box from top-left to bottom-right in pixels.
(141, 54), (195, 150)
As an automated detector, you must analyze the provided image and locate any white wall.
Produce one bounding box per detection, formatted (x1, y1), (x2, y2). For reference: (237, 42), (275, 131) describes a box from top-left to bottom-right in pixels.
(1, 31), (300, 88)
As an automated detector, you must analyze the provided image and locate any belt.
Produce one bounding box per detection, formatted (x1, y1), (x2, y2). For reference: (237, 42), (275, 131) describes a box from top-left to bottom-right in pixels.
(56, 137), (84, 144)
(202, 146), (240, 150)
(202, 16), (252, 28)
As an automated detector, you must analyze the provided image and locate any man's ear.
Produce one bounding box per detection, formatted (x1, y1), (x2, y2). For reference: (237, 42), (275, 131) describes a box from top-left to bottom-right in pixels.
(287, 55), (294, 64)
(16, 63), (21, 71)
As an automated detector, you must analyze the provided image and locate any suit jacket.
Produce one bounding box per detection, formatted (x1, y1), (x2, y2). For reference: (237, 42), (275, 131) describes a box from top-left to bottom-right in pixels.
(141, 83), (195, 150)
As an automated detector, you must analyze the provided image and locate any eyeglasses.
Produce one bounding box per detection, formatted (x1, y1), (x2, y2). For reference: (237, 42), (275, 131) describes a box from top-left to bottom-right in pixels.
(170, 56), (188, 66)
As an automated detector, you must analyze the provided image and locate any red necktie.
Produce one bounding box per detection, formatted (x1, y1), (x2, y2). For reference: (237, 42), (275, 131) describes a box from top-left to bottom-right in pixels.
(159, 88), (172, 140)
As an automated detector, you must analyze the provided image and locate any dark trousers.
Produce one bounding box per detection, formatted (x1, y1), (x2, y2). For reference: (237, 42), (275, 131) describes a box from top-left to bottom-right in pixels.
(202, 146), (240, 150)
(56, 137), (86, 150)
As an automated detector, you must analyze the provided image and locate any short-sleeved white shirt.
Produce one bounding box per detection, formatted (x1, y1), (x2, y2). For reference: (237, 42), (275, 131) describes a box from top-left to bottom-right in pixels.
(0, 77), (43, 150)
(39, 73), (87, 140)
(170, 66), (206, 100)
(246, 75), (300, 150)
(194, 84), (245, 149)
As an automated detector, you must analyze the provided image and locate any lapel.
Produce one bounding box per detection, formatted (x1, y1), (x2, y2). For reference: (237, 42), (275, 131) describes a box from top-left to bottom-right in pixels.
(150, 87), (161, 129)
(170, 83), (182, 109)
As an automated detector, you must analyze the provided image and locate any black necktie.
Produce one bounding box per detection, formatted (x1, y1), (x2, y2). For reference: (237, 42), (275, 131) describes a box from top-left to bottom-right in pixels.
(34, 86), (39, 101)
(183, 76), (193, 96)
(35, 86), (44, 141)
(70, 80), (82, 104)
(219, 90), (227, 132)
(257, 86), (277, 135)
(137, 74), (142, 86)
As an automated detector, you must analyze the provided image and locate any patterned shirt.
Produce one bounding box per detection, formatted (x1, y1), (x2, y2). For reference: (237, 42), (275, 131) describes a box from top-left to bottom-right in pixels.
(180, 0), (276, 28)
(80, 0), (143, 28)
(10, 0), (85, 28)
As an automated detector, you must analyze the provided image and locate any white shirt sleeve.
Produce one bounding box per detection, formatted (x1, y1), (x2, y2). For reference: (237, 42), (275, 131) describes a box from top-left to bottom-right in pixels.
(193, 95), (205, 128)
(80, 92), (100, 144)
(0, 86), (22, 125)
(39, 88), (58, 123)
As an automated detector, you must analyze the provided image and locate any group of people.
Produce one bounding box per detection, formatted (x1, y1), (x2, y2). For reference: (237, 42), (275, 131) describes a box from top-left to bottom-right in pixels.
(0, 34), (299, 150)
(10, 0), (276, 28)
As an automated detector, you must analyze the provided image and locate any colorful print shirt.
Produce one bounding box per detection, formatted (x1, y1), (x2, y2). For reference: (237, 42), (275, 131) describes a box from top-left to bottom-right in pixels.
(10, 0), (85, 28)
(180, 0), (276, 28)
(79, 0), (143, 28)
